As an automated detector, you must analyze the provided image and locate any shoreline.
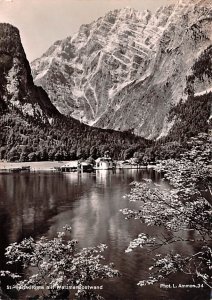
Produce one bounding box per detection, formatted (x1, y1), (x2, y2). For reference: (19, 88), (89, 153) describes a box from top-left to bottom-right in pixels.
(0, 161), (154, 173)
(0, 161), (74, 172)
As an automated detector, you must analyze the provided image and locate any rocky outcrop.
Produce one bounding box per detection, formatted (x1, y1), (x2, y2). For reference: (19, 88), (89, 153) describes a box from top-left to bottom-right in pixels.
(0, 23), (60, 120)
(31, 0), (212, 139)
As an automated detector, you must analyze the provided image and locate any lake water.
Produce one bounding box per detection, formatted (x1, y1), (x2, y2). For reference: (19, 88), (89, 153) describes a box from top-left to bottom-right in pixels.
(0, 169), (210, 300)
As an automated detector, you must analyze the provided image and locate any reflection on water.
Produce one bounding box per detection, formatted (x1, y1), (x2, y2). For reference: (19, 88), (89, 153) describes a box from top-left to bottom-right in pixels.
(0, 170), (210, 300)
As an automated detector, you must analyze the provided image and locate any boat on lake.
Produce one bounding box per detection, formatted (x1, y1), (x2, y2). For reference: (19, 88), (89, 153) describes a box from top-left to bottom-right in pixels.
(117, 159), (147, 169)
(59, 161), (93, 172)
(78, 161), (94, 172)
(0, 166), (31, 173)
(59, 162), (78, 172)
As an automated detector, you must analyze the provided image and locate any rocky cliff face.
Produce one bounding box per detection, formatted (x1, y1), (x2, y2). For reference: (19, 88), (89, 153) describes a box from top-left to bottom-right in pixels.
(31, 0), (212, 139)
(0, 23), (60, 121)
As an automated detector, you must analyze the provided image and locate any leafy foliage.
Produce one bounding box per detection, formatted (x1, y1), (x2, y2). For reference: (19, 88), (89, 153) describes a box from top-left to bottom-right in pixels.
(0, 226), (119, 299)
(121, 133), (212, 288)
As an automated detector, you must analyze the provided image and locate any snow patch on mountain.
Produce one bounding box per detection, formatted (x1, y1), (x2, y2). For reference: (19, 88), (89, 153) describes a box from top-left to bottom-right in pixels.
(194, 87), (212, 97)
(157, 117), (176, 140)
(34, 69), (48, 81)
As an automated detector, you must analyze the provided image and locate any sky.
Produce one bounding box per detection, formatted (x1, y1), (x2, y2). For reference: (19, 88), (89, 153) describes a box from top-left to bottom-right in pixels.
(0, 0), (176, 62)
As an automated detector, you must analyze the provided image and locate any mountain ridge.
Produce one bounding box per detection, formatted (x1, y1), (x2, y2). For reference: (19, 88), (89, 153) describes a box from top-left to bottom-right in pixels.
(31, 0), (212, 139)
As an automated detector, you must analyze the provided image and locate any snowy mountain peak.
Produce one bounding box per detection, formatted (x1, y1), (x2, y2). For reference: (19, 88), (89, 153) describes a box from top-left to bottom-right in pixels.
(31, 0), (212, 138)
(114, 6), (150, 20)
